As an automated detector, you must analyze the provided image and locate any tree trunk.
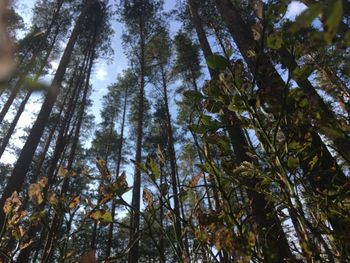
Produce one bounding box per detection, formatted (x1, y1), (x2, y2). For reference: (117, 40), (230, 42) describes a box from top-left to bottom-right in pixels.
(160, 64), (184, 257)
(106, 85), (129, 258)
(128, 17), (146, 263)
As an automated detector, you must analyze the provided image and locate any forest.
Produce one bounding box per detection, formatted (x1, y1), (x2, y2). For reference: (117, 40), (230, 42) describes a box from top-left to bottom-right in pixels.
(0, 0), (349, 262)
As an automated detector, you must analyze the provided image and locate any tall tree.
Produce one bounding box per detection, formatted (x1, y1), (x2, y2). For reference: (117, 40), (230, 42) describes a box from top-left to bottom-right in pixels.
(118, 1), (163, 261)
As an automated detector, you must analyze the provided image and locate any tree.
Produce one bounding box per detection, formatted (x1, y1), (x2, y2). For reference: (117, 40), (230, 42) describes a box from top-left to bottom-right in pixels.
(118, 1), (163, 261)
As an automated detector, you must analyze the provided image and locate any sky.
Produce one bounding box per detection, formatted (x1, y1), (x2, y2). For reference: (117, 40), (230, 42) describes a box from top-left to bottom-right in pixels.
(1, 0), (307, 197)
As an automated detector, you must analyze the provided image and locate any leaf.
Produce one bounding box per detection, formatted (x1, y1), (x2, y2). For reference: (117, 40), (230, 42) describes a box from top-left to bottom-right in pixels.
(292, 66), (314, 80)
(179, 190), (188, 202)
(323, 0), (343, 43)
(90, 210), (113, 223)
(289, 3), (323, 33)
(299, 98), (309, 108)
(266, 31), (283, 49)
(69, 196), (80, 209)
(48, 192), (59, 206)
(143, 188), (154, 210)
(225, 47), (234, 58)
(188, 124), (206, 134)
(23, 77), (48, 91)
(96, 157), (111, 180)
(206, 54), (228, 70)
(99, 193), (112, 205)
(28, 183), (43, 205)
(183, 90), (203, 101)
(38, 177), (48, 188)
(200, 115), (220, 130)
(147, 158), (160, 181)
(114, 172), (131, 195)
(131, 160), (147, 173)
(3, 191), (21, 214)
(287, 156), (300, 170)
(189, 173), (202, 187)
(160, 183), (169, 195)
(58, 166), (69, 177)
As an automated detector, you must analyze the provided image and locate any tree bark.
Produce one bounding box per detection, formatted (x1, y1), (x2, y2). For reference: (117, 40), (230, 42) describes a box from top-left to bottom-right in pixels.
(128, 16), (146, 263)
(106, 85), (129, 258)
(160, 64), (184, 256)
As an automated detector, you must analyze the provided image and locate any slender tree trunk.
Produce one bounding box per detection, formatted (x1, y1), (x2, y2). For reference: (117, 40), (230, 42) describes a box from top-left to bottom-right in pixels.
(128, 17), (146, 263)
(106, 86), (129, 258)
(0, 0), (91, 229)
(160, 65), (184, 257)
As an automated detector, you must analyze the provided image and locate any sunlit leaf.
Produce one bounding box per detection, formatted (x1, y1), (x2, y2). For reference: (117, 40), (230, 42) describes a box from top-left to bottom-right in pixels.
(58, 166), (69, 177)
(90, 209), (113, 223)
(28, 183), (43, 205)
(69, 196), (80, 209)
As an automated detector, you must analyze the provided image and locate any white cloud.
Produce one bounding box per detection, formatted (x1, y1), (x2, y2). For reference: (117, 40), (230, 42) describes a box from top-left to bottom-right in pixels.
(285, 1), (307, 20)
(95, 65), (108, 81)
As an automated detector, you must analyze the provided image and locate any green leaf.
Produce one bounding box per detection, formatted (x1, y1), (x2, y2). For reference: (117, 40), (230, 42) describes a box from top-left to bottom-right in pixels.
(292, 66), (314, 80)
(131, 160), (147, 173)
(101, 211), (113, 223)
(225, 47), (233, 58)
(289, 3), (323, 33)
(188, 124), (206, 134)
(299, 98), (309, 108)
(323, 0), (343, 43)
(200, 115), (220, 130)
(266, 31), (283, 49)
(147, 158), (160, 181)
(183, 90), (204, 101)
(206, 55), (228, 70)
(287, 156), (300, 170)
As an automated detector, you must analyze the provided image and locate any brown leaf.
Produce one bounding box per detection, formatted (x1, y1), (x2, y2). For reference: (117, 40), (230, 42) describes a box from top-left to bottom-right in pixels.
(69, 196), (80, 209)
(189, 173), (202, 187)
(3, 191), (21, 214)
(28, 183), (43, 205)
